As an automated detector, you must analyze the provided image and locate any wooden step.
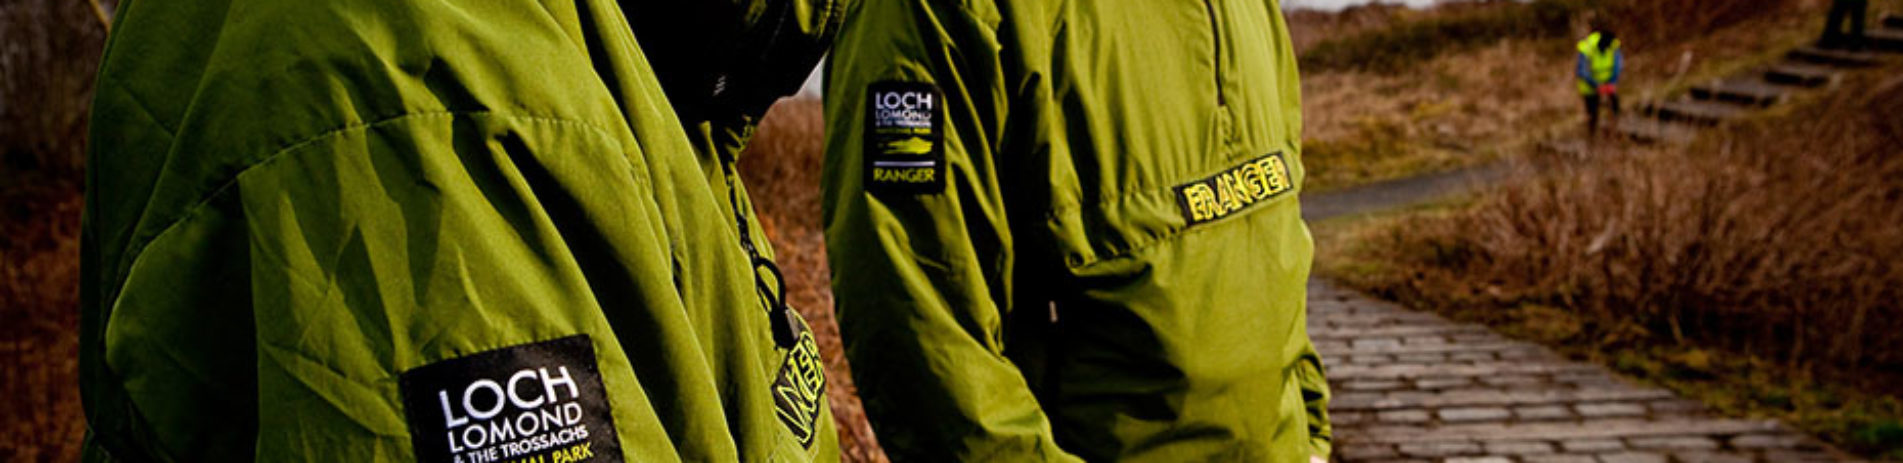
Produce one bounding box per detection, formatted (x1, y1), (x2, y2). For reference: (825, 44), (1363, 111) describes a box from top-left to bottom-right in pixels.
(1866, 28), (1903, 52)
(1614, 115), (1697, 145)
(1689, 77), (1788, 106)
(1764, 63), (1840, 87)
(1787, 46), (1885, 67)
(1647, 99), (1749, 126)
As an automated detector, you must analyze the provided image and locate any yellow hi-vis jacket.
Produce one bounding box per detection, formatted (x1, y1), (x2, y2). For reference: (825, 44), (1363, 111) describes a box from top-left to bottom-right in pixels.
(1576, 32), (1625, 96)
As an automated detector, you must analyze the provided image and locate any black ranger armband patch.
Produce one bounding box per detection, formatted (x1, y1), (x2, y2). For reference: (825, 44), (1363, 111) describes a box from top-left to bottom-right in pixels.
(771, 318), (827, 447)
(865, 81), (944, 194)
(399, 335), (624, 463)
(1175, 152), (1296, 226)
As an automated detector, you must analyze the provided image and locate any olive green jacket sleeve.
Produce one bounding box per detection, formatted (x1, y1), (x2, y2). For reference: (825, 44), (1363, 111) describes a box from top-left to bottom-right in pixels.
(820, 0), (1079, 461)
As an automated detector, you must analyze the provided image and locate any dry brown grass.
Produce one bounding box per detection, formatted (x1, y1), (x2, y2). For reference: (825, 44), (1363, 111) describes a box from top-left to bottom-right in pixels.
(1322, 71), (1903, 456)
(0, 180), (85, 462)
(1286, 4), (1414, 54)
(1397, 90), (1903, 369)
(1606, 0), (1807, 49)
(2, 0), (107, 460)
(1297, 0), (1818, 191)
(1301, 39), (1575, 189)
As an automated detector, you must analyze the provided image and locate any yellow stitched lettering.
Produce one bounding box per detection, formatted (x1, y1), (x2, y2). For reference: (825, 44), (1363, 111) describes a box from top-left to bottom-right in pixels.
(1185, 184), (1219, 222)
(873, 167), (936, 184)
(1176, 153), (1296, 225)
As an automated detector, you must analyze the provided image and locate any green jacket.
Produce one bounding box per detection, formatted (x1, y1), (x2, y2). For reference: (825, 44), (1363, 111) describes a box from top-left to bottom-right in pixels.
(80, 0), (842, 461)
(821, 0), (1329, 461)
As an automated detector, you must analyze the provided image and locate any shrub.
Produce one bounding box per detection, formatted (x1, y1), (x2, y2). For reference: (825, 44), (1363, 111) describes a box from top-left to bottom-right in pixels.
(1604, 0), (1803, 48)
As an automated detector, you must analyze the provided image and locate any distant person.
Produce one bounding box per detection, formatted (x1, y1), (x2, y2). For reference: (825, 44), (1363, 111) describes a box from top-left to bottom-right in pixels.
(1577, 27), (1624, 136)
(1821, 0), (1869, 49)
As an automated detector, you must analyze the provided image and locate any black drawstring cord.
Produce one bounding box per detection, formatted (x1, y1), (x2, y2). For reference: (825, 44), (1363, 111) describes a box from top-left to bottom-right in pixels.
(720, 148), (801, 348)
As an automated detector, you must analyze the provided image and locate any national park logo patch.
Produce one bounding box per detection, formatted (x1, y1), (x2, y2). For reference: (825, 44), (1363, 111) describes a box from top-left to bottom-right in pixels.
(865, 81), (944, 194)
(398, 335), (623, 463)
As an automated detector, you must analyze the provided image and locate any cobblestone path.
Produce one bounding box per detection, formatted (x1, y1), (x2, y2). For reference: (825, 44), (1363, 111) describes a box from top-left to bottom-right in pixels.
(1308, 281), (1852, 463)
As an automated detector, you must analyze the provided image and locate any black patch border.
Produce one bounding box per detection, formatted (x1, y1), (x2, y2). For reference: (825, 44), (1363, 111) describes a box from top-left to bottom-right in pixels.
(864, 81), (946, 194)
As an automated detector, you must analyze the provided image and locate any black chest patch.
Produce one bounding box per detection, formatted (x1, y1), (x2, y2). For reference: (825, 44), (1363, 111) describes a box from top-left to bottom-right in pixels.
(865, 81), (945, 194)
(399, 335), (624, 463)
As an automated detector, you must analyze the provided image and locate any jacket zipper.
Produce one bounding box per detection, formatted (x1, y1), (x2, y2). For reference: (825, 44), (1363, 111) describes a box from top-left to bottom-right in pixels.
(1203, 0), (1227, 106)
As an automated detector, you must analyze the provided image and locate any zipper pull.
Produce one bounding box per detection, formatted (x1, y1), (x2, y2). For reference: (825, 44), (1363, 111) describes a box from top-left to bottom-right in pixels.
(753, 257), (801, 348)
(771, 305), (802, 348)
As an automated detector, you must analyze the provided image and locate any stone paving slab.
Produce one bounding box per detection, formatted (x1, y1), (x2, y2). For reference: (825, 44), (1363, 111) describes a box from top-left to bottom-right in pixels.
(1323, 341), (1548, 357)
(1330, 362), (1605, 380)
(1330, 388), (1678, 411)
(1311, 324), (1495, 340)
(1347, 419), (1780, 444)
(1309, 280), (1851, 462)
